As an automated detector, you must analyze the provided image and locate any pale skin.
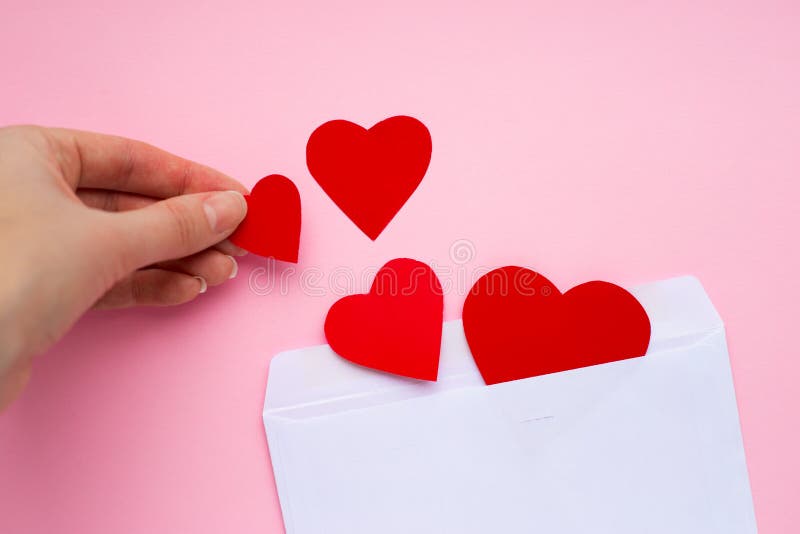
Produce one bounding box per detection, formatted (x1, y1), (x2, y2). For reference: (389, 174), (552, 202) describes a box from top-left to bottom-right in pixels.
(0, 126), (250, 410)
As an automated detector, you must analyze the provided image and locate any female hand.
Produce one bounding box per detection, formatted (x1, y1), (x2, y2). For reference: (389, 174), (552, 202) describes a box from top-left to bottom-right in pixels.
(0, 126), (249, 409)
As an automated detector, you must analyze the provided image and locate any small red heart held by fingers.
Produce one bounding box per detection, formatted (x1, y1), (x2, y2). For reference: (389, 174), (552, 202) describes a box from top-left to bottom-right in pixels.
(229, 175), (301, 262)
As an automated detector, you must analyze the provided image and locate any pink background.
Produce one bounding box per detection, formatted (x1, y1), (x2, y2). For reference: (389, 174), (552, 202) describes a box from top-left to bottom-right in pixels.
(1, 1), (798, 532)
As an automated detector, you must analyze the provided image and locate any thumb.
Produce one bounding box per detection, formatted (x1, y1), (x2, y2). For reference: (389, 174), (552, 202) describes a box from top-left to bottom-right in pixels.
(109, 190), (247, 270)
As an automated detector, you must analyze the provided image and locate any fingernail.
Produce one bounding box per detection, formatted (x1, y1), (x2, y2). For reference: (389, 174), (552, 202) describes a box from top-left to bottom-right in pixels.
(194, 276), (208, 294)
(227, 255), (239, 279)
(203, 191), (247, 233)
(219, 239), (249, 257)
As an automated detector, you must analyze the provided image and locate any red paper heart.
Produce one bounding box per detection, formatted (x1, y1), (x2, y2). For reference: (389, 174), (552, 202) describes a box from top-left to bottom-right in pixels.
(306, 116), (432, 240)
(229, 175), (300, 262)
(462, 267), (651, 385)
(324, 258), (443, 381)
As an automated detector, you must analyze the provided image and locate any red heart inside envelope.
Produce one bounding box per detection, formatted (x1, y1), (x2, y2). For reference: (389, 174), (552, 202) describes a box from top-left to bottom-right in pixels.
(229, 175), (301, 262)
(462, 267), (651, 385)
(306, 116), (432, 240)
(324, 258), (443, 381)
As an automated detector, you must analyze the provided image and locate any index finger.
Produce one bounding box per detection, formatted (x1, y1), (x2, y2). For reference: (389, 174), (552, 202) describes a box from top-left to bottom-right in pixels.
(48, 128), (249, 198)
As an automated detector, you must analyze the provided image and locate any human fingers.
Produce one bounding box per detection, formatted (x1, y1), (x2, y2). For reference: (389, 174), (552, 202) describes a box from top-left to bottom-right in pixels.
(46, 128), (249, 197)
(214, 239), (248, 257)
(76, 189), (155, 211)
(156, 249), (238, 288)
(94, 269), (208, 309)
(104, 190), (247, 273)
(0, 355), (32, 412)
(76, 188), (247, 256)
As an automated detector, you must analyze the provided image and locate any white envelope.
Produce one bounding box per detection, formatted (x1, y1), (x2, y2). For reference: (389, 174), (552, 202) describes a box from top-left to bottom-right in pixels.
(263, 276), (757, 533)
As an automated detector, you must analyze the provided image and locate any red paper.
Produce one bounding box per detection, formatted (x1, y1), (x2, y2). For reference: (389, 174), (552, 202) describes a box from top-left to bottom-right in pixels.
(229, 175), (301, 262)
(462, 267), (651, 385)
(306, 116), (432, 240)
(324, 258), (443, 381)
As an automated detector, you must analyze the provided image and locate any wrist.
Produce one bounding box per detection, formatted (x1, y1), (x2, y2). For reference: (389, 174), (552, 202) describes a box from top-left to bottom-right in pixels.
(0, 233), (40, 364)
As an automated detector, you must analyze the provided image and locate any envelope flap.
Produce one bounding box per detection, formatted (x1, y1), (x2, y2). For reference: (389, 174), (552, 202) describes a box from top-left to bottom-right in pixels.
(264, 276), (722, 416)
(634, 275), (723, 352)
(264, 321), (483, 416)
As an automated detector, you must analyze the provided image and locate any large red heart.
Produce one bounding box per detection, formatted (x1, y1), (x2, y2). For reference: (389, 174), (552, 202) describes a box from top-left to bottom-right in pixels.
(306, 116), (432, 240)
(229, 175), (301, 262)
(324, 258), (443, 381)
(462, 267), (651, 385)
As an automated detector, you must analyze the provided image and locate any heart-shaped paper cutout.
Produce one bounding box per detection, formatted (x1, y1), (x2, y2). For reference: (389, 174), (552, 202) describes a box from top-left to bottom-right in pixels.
(462, 267), (650, 385)
(306, 116), (432, 240)
(325, 258), (443, 381)
(229, 175), (301, 262)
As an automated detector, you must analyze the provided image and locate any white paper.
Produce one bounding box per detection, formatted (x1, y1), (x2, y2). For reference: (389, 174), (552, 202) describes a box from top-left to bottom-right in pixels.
(263, 276), (757, 533)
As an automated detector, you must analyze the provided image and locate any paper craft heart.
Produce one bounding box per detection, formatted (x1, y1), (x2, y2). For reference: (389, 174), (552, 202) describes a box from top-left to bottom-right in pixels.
(229, 175), (301, 262)
(306, 116), (432, 240)
(462, 267), (651, 385)
(324, 258), (443, 381)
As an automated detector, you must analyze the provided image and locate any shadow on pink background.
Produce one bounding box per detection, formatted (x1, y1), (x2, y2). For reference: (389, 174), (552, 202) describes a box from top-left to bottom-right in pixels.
(1, 1), (797, 532)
